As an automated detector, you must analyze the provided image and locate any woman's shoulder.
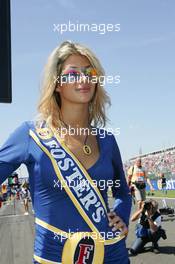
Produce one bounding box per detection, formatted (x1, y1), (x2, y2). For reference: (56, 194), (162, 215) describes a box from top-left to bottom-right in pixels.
(18, 119), (46, 131)
(9, 120), (42, 140)
(14, 120), (36, 132)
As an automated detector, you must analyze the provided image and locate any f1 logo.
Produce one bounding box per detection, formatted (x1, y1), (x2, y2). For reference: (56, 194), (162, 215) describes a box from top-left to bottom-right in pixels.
(75, 244), (94, 264)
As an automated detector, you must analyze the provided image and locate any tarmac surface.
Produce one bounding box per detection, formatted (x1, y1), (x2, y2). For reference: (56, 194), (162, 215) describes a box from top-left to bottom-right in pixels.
(0, 198), (174, 264)
(0, 200), (34, 264)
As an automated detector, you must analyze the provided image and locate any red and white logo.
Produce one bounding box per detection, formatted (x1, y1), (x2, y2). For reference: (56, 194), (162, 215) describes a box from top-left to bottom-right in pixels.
(75, 244), (94, 264)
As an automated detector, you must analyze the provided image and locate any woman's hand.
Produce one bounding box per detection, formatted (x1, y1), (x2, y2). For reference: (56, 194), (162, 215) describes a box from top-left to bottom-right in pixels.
(107, 211), (128, 236)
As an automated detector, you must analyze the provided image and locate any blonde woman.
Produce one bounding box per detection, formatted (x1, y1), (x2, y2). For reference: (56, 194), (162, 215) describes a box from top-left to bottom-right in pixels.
(0, 41), (131, 264)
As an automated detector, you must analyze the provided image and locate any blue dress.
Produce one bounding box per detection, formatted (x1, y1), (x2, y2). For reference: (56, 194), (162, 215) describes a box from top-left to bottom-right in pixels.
(0, 121), (131, 263)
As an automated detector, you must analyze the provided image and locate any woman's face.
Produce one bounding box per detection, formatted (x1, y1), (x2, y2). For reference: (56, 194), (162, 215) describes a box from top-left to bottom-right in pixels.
(55, 54), (97, 105)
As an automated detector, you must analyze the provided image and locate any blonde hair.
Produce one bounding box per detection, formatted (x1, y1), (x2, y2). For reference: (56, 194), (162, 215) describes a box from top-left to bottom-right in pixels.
(37, 41), (111, 128)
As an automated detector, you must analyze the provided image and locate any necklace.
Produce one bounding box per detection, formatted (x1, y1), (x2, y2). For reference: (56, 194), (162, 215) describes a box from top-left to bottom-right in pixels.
(83, 132), (92, 155)
(59, 120), (92, 156)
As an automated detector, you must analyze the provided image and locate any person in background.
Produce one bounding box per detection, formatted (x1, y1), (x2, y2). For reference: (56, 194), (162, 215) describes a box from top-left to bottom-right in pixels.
(1, 184), (7, 203)
(10, 185), (16, 201)
(127, 158), (154, 209)
(130, 199), (167, 255)
(21, 181), (30, 215)
(160, 173), (167, 195)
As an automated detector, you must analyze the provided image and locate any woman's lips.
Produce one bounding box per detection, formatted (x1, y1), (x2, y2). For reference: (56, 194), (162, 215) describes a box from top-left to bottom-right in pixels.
(75, 87), (90, 93)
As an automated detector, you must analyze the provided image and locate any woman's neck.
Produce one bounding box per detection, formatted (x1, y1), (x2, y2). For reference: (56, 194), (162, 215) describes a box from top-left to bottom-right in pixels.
(60, 103), (90, 129)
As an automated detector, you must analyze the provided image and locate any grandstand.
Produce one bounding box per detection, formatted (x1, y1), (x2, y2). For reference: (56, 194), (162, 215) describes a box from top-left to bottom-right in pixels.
(125, 146), (175, 180)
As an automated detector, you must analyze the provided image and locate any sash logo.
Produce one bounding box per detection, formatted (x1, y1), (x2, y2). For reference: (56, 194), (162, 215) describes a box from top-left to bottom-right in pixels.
(75, 244), (93, 264)
(74, 236), (95, 264)
(43, 137), (106, 224)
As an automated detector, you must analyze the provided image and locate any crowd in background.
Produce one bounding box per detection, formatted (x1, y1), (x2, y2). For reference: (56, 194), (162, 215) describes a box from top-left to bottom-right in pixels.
(124, 147), (175, 179)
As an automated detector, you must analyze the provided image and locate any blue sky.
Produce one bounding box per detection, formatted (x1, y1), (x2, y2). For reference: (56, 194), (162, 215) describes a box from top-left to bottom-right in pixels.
(0, 0), (175, 164)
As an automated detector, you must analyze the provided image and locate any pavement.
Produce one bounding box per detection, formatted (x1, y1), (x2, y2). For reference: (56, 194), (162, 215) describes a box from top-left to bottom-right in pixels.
(0, 199), (34, 264)
(0, 198), (174, 264)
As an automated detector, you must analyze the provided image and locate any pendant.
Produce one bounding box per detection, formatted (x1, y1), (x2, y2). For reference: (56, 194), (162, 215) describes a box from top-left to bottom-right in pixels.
(83, 144), (92, 155)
